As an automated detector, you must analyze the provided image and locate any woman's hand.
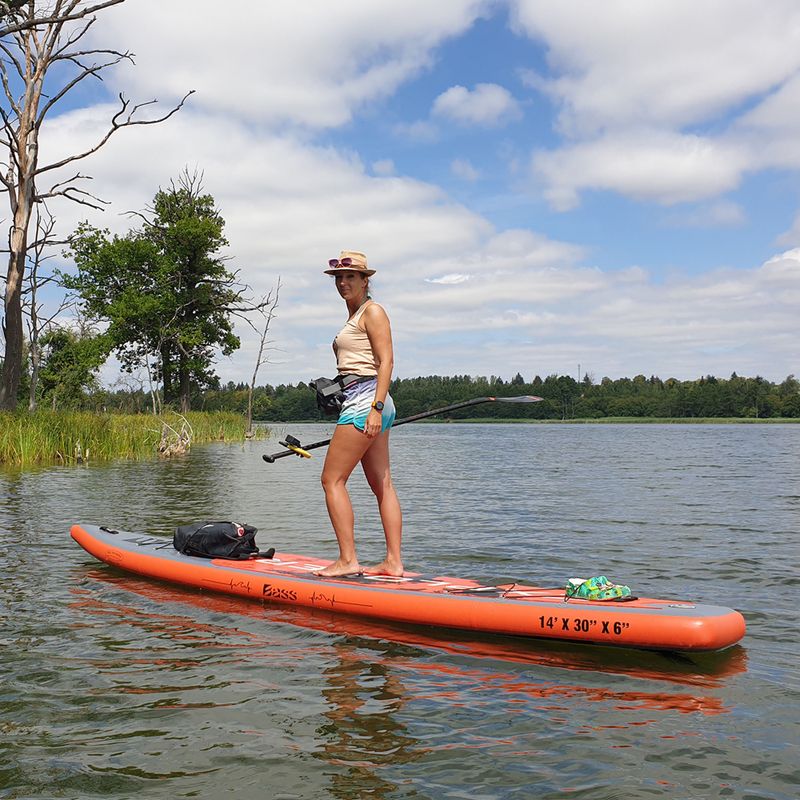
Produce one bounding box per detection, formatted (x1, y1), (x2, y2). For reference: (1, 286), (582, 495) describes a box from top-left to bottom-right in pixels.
(364, 409), (382, 438)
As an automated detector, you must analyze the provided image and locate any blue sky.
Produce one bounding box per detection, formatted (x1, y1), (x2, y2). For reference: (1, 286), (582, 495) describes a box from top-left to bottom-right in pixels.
(24, 0), (800, 385)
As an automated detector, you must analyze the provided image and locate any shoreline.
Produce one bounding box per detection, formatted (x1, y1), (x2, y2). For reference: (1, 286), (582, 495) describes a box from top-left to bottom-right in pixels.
(267, 416), (800, 425)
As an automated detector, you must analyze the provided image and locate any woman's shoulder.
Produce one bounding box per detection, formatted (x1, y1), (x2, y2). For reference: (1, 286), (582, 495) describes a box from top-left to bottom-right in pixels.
(360, 301), (390, 329)
(363, 301), (389, 319)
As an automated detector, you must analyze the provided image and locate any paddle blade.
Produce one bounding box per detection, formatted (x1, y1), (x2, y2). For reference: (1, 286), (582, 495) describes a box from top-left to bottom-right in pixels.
(493, 395), (544, 403)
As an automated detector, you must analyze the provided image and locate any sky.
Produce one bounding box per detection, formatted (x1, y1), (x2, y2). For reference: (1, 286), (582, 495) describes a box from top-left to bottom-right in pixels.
(23, 0), (800, 386)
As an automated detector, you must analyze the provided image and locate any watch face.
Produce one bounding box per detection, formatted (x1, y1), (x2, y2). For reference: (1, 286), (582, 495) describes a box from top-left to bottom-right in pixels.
(373, 401), (384, 411)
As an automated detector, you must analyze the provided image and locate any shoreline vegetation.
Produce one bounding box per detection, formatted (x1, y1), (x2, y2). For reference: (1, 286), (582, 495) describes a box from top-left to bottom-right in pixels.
(1, 410), (796, 469)
(2, 372), (798, 467)
(0, 411), (265, 468)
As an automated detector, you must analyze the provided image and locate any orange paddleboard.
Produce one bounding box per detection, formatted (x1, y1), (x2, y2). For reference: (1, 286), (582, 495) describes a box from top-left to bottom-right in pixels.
(71, 523), (746, 652)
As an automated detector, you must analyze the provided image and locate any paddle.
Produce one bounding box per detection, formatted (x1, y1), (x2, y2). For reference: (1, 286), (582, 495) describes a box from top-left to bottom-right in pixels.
(262, 394), (543, 462)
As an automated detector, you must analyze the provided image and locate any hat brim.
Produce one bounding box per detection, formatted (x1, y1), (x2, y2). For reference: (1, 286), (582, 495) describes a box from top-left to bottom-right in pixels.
(324, 267), (376, 276)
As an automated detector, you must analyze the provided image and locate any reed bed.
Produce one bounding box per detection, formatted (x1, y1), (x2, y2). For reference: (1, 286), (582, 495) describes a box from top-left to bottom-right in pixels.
(0, 411), (263, 467)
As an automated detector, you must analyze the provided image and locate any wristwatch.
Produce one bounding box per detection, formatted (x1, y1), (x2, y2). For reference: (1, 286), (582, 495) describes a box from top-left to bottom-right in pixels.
(371, 400), (385, 412)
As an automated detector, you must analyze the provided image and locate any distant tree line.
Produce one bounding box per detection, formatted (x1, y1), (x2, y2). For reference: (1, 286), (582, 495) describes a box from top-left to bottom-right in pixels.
(65, 372), (800, 420)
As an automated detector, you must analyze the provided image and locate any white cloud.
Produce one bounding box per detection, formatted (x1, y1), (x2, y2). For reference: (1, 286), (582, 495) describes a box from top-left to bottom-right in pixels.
(393, 249), (800, 382)
(510, 0), (800, 207)
(733, 73), (800, 172)
(393, 119), (440, 142)
(372, 159), (396, 176)
(451, 158), (480, 181)
(776, 212), (800, 247)
(511, 0), (800, 135)
(432, 83), (521, 126)
(760, 248), (800, 297)
(532, 130), (748, 210)
(426, 274), (470, 285)
(88, 0), (493, 129)
(662, 201), (747, 229)
(737, 73), (800, 134)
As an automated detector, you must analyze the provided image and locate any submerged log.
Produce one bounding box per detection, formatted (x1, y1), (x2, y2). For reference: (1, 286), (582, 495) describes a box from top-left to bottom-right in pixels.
(157, 415), (193, 457)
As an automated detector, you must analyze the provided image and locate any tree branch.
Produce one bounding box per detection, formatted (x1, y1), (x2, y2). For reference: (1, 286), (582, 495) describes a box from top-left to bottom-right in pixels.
(0, 1), (126, 38)
(37, 184), (110, 210)
(36, 89), (195, 175)
(47, 15), (96, 60)
(38, 50), (133, 123)
(0, 39), (27, 84)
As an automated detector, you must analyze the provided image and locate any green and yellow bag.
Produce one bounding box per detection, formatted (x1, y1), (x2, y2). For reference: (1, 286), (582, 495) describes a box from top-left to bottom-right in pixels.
(565, 575), (632, 601)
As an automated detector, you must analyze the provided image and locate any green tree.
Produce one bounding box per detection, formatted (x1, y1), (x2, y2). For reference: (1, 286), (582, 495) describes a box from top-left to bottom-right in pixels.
(37, 326), (107, 409)
(64, 171), (244, 411)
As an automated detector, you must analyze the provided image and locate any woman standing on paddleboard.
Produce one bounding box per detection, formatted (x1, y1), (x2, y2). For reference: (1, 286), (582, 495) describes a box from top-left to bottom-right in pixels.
(315, 250), (403, 578)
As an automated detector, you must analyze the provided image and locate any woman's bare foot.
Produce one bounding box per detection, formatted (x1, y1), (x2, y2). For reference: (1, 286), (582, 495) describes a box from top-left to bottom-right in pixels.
(313, 558), (363, 577)
(364, 559), (404, 577)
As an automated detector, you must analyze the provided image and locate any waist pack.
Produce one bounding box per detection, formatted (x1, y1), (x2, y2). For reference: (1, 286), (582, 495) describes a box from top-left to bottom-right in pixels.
(310, 374), (372, 416)
(173, 521), (273, 560)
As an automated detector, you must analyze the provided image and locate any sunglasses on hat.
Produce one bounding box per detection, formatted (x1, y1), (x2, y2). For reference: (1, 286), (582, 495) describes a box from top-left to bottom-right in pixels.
(328, 258), (355, 269)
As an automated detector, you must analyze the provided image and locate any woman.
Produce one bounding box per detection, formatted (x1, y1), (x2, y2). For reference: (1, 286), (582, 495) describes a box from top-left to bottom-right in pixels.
(315, 250), (403, 578)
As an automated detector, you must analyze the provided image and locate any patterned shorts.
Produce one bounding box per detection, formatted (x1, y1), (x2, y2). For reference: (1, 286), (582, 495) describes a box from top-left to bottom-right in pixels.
(337, 377), (396, 432)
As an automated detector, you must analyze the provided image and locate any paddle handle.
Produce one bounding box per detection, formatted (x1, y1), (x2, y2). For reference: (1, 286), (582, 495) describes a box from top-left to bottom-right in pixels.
(263, 433), (340, 462)
(261, 394), (542, 463)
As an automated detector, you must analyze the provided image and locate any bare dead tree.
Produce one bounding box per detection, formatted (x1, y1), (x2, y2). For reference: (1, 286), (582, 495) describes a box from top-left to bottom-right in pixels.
(108, 369), (147, 413)
(244, 279), (281, 436)
(0, 0), (193, 410)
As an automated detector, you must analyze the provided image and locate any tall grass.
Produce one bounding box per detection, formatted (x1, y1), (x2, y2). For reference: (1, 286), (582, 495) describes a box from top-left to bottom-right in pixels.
(0, 410), (263, 467)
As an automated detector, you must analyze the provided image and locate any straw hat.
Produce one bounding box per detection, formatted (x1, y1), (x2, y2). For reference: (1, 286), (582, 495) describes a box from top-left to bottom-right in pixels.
(324, 250), (375, 276)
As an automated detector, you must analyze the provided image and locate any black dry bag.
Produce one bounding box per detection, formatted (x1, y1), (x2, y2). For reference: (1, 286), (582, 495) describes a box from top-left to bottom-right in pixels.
(173, 521), (269, 560)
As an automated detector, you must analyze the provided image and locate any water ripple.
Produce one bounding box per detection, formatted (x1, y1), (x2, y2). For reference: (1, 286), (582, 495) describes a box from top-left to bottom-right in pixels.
(2, 423), (799, 799)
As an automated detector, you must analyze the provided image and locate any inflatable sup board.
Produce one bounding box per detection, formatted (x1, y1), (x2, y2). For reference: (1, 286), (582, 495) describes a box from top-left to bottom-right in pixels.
(71, 523), (746, 652)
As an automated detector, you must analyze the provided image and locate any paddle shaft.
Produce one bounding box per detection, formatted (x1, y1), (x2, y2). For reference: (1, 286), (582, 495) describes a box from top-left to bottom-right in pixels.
(262, 395), (542, 463)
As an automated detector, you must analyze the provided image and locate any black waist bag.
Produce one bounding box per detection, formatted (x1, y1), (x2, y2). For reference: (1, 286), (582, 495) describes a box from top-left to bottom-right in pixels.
(173, 521), (272, 560)
(310, 374), (372, 416)
(310, 376), (347, 416)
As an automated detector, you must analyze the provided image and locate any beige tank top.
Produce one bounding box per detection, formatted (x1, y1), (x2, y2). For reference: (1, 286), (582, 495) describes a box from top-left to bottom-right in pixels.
(333, 301), (381, 376)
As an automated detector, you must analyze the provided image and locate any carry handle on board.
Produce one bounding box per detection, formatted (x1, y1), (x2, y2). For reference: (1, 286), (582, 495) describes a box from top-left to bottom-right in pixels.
(262, 395), (543, 463)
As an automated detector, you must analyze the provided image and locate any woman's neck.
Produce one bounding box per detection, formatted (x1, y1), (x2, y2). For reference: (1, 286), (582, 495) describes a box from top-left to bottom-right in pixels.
(346, 295), (368, 316)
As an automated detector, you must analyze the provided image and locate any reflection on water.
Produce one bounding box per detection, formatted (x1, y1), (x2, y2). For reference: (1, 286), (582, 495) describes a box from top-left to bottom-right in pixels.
(2, 423), (799, 799)
(317, 643), (419, 799)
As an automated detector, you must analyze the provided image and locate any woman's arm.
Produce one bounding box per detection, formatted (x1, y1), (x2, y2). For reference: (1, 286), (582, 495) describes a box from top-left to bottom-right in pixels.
(362, 304), (394, 434)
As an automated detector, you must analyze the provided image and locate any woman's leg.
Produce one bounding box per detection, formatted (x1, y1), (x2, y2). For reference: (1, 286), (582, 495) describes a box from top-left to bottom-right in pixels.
(317, 424), (373, 576)
(360, 430), (403, 576)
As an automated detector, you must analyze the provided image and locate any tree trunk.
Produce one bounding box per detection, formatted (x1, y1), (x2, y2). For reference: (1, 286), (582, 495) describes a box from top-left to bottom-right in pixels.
(1, 183), (34, 410)
(246, 387), (254, 435)
(161, 343), (173, 405)
(1, 263), (24, 409)
(28, 337), (39, 411)
(178, 353), (191, 413)
(0, 27), (40, 411)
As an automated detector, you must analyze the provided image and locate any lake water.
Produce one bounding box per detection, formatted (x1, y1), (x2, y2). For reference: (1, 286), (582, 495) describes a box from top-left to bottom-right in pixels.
(1, 422), (798, 799)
